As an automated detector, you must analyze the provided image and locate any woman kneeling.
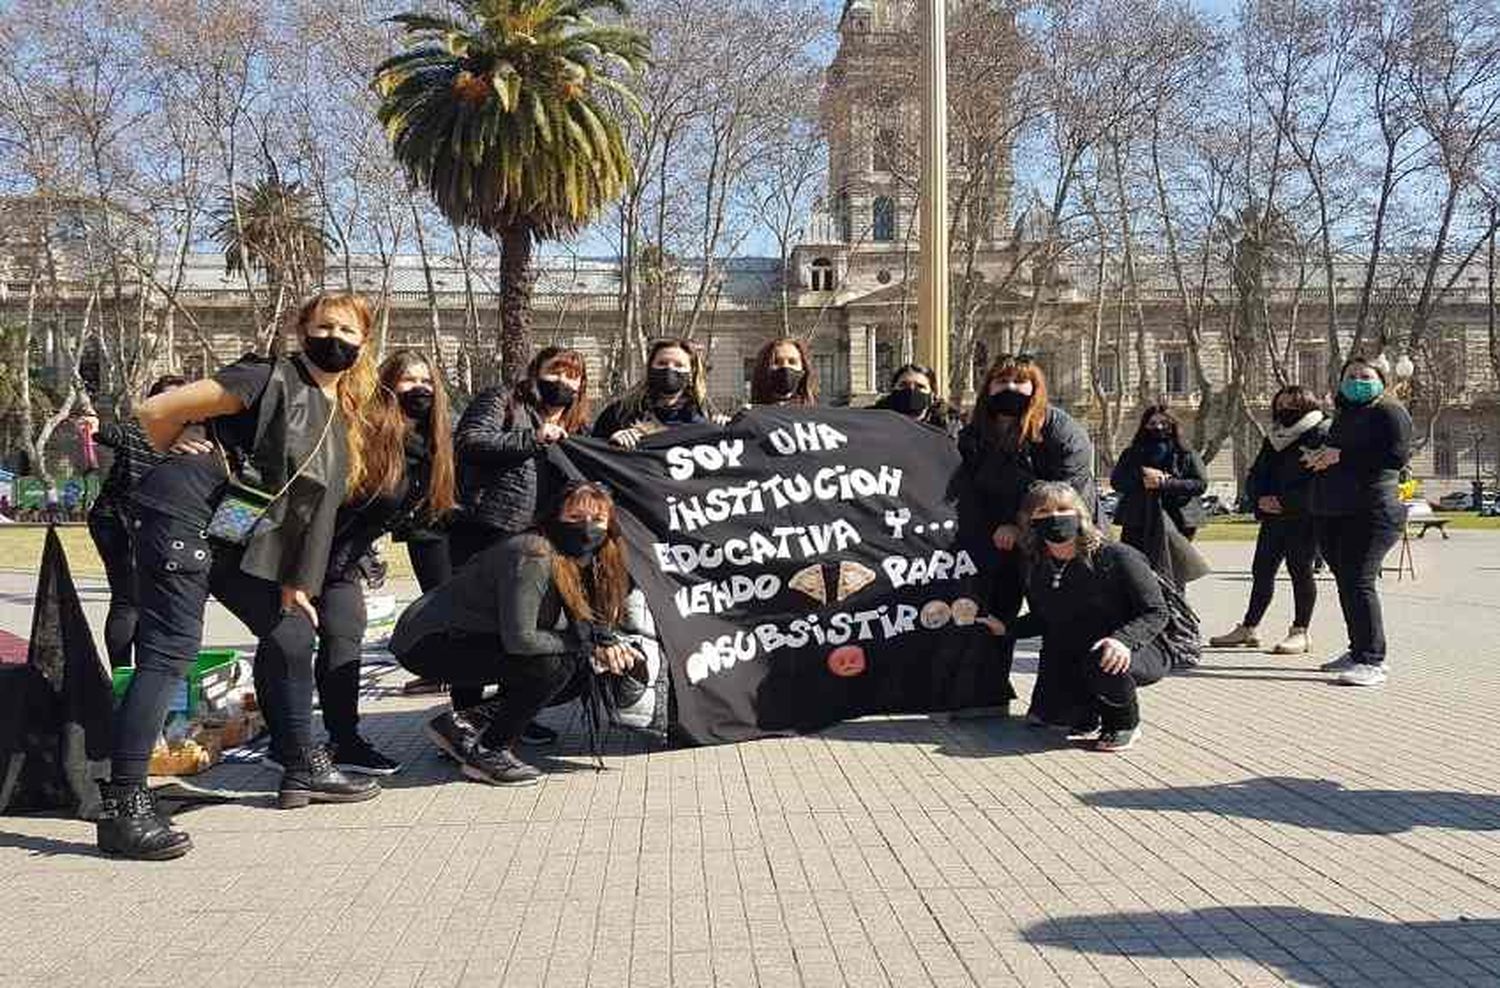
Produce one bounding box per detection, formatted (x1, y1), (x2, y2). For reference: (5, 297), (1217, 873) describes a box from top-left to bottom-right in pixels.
(390, 481), (641, 785)
(988, 481), (1170, 752)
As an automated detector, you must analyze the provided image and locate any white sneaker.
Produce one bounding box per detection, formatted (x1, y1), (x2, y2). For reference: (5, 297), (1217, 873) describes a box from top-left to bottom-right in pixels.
(1269, 627), (1310, 655)
(1336, 663), (1387, 687)
(1318, 651), (1355, 672)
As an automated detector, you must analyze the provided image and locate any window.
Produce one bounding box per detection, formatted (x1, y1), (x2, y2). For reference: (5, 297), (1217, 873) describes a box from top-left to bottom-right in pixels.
(875, 339), (896, 388)
(872, 127), (899, 173)
(1435, 429), (1458, 478)
(1094, 351), (1120, 395)
(1297, 349), (1324, 390)
(742, 357), (757, 400)
(1162, 350), (1188, 396)
(809, 257), (836, 292)
(872, 196), (896, 242)
(1439, 330), (1467, 390)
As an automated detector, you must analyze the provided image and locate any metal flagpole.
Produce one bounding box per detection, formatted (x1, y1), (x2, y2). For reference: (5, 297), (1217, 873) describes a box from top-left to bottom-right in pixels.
(916, 0), (950, 390)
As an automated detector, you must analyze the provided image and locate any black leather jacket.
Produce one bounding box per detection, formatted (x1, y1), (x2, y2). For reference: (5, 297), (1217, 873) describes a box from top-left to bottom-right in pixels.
(455, 385), (559, 535)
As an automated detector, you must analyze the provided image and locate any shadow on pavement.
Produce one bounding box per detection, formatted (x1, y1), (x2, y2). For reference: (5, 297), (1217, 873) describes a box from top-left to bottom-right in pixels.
(1080, 775), (1500, 835)
(1023, 905), (1500, 987)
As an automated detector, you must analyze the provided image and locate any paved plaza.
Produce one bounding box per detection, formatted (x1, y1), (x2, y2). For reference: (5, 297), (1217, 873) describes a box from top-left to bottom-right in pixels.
(3, 533), (1500, 987)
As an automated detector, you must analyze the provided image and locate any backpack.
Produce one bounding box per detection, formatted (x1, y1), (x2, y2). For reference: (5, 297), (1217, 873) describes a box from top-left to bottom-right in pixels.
(1155, 573), (1202, 670)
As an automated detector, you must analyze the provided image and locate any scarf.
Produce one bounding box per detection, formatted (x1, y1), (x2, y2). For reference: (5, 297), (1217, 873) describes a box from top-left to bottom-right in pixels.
(1267, 410), (1324, 451)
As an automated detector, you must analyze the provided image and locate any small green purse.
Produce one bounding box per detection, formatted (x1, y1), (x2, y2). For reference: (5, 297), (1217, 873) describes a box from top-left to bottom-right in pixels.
(206, 412), (335, 546)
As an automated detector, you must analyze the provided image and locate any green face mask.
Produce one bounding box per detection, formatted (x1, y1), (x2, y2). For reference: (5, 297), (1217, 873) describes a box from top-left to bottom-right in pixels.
(1340, 378), (1383, 404)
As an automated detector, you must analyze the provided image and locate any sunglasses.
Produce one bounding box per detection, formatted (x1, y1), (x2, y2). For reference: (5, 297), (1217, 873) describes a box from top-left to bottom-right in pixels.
(994, 353), (1034, 367)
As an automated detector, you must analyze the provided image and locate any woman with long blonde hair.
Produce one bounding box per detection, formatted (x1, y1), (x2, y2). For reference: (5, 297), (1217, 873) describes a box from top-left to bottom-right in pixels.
(261, 349), (456, 777)
(984, 482), (1169, 752)
(957, 354), (1098, 713)
(391, 481), (644, 785)
(102, 292), (381, 860)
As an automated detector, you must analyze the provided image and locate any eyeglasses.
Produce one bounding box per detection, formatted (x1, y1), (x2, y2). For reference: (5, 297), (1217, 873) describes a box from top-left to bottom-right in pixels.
(994, 353), (1034, 367)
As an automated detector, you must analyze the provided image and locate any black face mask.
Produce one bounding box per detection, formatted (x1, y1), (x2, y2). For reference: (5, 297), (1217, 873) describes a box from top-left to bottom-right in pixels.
(1273, 408), (1303, 427)
(302, 335), (361, 373)
(769, 366), (804, 397)
(536, 378), (578, 409)
(887, 387), (933, 417)
(647, 366), (689, 398)
(987, 389), (1031, 417)
(1031, 514), (1081, 545)
(398, 388), (434, 421)
(550, 519), (608, 559)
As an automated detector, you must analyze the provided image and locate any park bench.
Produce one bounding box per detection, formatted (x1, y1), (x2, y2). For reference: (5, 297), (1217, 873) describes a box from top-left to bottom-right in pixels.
(1409, 517), (1450, 540)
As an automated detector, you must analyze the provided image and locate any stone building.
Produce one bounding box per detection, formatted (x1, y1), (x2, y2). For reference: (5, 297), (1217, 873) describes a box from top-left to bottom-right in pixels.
(3, 0), (1498, 493)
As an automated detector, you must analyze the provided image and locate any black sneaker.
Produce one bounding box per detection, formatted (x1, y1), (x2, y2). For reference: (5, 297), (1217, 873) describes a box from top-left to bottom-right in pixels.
(1095, 726), (1141, 752)
(519, 721), (558, 746)
(330, 736), (402, 776)
(461, 745), (541, 787)
(425, 709), (487, 762)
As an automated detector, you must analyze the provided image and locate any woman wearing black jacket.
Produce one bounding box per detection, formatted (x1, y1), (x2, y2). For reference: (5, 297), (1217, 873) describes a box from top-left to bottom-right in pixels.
(391, 481), (645, 785)
(104, 292), (380, 860)
(87, 374), (186, 669)
(1111, 404), (1207, 584)
(593, 338), (712, 447)
(450, 346), (590, 569)
(871, 363), (957, 434)
(986, 481), (1169, 751)
(957, 355), (1098, 713)
(268, 350), (456, 777)
(1211, 385), (1328, 654)
(1307, 355), (1412, 687)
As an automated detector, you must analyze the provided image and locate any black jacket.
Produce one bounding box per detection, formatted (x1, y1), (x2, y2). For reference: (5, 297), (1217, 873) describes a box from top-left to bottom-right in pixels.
(325, 431), (434, 581)
(1010, 541), (1169, 655)
(1111, 441), (1207, 533)
(592, 396), (708, 439)
(455, 385), (561, 536)
(1245, 420), (1330, 521)
(90, 419), (165, 520)
(957, 405), (1098, 534)
(1308, 397), (1412, 518)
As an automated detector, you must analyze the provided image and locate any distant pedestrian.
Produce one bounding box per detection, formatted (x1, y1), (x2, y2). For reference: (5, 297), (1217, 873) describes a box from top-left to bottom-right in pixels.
(1211, 385), (1328, 654)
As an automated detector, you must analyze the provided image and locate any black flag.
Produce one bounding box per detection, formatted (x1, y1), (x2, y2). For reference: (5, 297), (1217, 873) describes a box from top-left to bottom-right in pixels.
(0, 526), (112, 817)
(559, 407), (1008, 744)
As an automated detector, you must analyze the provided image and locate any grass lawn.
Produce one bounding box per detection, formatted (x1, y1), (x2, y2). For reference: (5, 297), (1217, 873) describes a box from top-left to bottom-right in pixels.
(3, 513), (1494, 579)
(0, 524), (417, 581)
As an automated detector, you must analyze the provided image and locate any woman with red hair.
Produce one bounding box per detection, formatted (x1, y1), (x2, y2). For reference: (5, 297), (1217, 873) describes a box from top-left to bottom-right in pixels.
(957, 354), (1098, 719)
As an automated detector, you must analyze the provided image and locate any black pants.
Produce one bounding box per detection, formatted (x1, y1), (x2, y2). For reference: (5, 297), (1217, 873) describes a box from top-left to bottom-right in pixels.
(1033, 638), (1168, 731)
(302, 575), (366, 745)
(405, 537), (452, 593)
(112, 509), (318, 785)
(396, 632), (584, 746)
(1317, 510), (1401, 666)
(1243, 517), (1319, 628)
(445, 521), (507, 708)
(982, 551), (1023, 705)
(88, 510), (138, 669)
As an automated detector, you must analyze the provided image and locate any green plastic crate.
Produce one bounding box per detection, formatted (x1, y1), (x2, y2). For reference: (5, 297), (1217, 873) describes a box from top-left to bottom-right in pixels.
(111, 649), (239, 716)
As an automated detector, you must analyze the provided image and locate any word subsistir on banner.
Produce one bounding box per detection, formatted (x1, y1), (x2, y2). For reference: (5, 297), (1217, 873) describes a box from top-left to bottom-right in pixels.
(559, 407), (1006, 744)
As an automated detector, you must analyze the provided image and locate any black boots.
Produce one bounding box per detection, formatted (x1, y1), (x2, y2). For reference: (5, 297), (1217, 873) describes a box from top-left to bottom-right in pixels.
(97, 782), (193, 861)
(277, 745), (381, 809)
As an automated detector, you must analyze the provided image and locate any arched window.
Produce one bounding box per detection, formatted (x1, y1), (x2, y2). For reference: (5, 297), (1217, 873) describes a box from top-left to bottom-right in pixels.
(810, 257), (835, 292)
(872, 197), (896, 242)
(872, 127), (898, 173)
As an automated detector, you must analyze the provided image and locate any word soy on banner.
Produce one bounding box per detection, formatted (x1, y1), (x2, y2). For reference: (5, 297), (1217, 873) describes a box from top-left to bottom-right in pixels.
(559, 407), (1003, 744)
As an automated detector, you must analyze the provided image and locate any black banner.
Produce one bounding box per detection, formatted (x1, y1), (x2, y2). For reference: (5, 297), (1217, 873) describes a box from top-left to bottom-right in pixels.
(560, 407), (1005, 744)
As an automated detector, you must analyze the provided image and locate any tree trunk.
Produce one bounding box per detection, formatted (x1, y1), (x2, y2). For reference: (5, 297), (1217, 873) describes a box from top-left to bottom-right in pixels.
(499, 219), (537, 384)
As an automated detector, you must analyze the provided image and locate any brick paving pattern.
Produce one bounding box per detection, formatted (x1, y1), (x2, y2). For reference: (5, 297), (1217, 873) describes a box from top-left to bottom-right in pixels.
(2, 532), (1499, 987)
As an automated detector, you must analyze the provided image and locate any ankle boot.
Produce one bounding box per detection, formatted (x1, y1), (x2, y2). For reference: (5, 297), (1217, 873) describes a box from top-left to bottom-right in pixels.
(97, 782), (193, 860)
(1209, 623), (1260, 647)
(278, 745), (381, 809)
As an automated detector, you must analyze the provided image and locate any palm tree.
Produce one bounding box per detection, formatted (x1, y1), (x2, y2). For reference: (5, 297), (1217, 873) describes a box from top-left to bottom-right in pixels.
(212, 172), (330, 303)
(375, 0), (648, 382)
